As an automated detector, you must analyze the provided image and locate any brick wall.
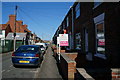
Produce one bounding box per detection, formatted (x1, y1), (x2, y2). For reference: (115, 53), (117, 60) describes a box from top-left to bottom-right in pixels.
(111, 68), (120, 80)
(7, 15), (30, 33)
(64, 52), (78, 61)
(5, 25), (12, 37)
(8, 15), (16, 32)
(58, 53), (76, 80)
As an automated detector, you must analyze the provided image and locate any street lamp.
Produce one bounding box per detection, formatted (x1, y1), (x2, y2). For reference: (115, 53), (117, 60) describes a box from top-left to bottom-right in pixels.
(13, 5), (18, 51)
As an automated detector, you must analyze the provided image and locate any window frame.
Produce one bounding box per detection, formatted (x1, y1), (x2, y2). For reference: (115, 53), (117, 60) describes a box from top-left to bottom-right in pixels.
(0, 30), (2, 35)
(66, 17), (69, 27)
(75, 33), (81, 50)
(93, 2), (102, 9)
(75, 3), (80, 19)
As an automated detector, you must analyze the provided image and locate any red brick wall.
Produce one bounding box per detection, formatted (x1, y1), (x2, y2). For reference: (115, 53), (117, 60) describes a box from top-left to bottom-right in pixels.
(58, 53), (76, 79)
(7, 15), (29, 33)
(8, 15), (16, 32)
(5, 25), (12, 37)
(65, 53), (78, 61)
(68, 62), (76, 79)
(111, 69), (120, 79)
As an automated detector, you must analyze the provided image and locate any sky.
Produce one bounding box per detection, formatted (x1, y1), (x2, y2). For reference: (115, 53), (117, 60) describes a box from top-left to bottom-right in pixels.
(2, 2), (74, 40)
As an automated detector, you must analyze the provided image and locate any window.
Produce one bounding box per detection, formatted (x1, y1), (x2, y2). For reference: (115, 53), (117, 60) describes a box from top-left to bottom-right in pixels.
(16, 46), (39, 52)
(94, 2), (102, 9)
(96, 22), (105, 54)
(75, 33), (81, 50)
(75, 3), (80, 19)
(94, 13), (105, 54)
(63, 22), (65, 29)
(0, 30), (2, 35)
(66, 17), (69, 27)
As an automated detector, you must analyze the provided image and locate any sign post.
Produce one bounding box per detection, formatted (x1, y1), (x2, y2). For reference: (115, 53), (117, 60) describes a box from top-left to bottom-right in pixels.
(57, 37), (59, 55)
(58, 34), (69, 63)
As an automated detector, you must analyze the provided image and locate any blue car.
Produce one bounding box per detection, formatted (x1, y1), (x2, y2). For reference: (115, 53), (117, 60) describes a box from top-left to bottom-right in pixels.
(12, 45), (43, 67)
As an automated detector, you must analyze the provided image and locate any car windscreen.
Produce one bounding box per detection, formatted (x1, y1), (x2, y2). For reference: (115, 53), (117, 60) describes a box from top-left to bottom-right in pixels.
(16, 46), (39, 53)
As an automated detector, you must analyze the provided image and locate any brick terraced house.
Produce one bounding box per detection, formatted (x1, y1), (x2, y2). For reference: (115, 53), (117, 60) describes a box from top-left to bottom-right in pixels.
(52, 2), (120, 80)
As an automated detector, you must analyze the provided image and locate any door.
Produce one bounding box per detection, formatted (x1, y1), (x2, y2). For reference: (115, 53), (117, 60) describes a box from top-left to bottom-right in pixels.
(84, 27), (92, 61)
(85, 28), (88, 53)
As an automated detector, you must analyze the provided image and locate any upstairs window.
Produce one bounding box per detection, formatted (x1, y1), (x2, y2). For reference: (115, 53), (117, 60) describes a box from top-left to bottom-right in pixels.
(66, 17), (69, 27)
(94, 2), (102, 9)
(63, 22), (65, 29)
(75, 3), (80, 19)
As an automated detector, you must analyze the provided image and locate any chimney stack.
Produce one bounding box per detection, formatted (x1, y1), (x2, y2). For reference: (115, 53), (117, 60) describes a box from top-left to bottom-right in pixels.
(9, 15), (16, 32)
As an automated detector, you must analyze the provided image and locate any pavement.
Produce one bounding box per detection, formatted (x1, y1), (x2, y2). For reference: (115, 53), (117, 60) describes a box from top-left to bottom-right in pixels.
(36, 46), (62, 79)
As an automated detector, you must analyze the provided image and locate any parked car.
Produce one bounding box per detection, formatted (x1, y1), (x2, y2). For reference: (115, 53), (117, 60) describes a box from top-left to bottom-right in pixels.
(45, 43), (49, 49)
(12, 45), (43, 67)
(35, 43), (47, 50)
(37, 45), (45, 54)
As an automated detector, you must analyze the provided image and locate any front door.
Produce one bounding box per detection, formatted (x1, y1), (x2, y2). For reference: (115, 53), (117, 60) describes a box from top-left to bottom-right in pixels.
(85, 28), (88, 53)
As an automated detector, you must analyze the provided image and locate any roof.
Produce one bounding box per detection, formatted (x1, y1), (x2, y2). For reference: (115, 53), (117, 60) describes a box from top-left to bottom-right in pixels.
(25, 28), (31, 33)
(0, 24), (8, 30)
(22, 25), (31, 33)
(6, 33), (27, 40)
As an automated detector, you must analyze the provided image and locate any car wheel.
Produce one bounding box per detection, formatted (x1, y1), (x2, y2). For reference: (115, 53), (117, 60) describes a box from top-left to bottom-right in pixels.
(13, 64), (17, 68)
(38, 64), (40, 68)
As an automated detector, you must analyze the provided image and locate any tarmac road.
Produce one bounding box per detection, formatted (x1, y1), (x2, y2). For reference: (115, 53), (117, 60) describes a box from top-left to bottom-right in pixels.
(1, 46), (62, 80)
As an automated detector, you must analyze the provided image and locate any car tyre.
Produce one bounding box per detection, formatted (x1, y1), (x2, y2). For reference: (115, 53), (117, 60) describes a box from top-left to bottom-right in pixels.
(13, 64), (17, 68)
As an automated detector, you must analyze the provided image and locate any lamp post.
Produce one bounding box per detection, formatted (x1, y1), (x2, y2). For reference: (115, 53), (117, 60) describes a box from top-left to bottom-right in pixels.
(13, 5), (18, 51)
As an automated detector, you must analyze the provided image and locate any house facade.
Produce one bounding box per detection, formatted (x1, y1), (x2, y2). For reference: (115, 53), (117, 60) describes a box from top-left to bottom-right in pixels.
(0, 14), (33, 52)
(53, 2), (120, 79)
(0, 24), (11, 46)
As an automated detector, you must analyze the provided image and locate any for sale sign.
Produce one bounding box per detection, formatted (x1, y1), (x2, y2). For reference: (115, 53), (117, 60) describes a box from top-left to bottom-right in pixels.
(59, 34), (68, 46)
(57, 37), (59, 44)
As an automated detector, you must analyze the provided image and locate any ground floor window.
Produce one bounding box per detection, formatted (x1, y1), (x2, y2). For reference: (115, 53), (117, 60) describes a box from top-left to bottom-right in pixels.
(94, 13), (105, 55)
(1, 40), (5, 46)
(75, 33), (81, 50)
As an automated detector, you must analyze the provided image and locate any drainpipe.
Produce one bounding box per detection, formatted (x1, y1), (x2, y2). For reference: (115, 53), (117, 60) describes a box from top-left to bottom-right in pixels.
(71, 6), (74, 50)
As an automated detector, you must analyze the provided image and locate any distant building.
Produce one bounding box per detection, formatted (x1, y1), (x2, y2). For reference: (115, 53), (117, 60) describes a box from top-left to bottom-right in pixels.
(0, 14), (32, 52)
(0, 24), (11, 46)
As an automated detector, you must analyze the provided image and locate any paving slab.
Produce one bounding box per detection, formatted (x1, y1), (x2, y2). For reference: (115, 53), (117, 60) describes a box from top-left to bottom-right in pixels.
(37, 46), (62, 79)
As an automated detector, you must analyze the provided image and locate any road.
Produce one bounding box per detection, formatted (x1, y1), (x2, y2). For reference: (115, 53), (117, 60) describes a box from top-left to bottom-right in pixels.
(1, 46), (62, 80)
